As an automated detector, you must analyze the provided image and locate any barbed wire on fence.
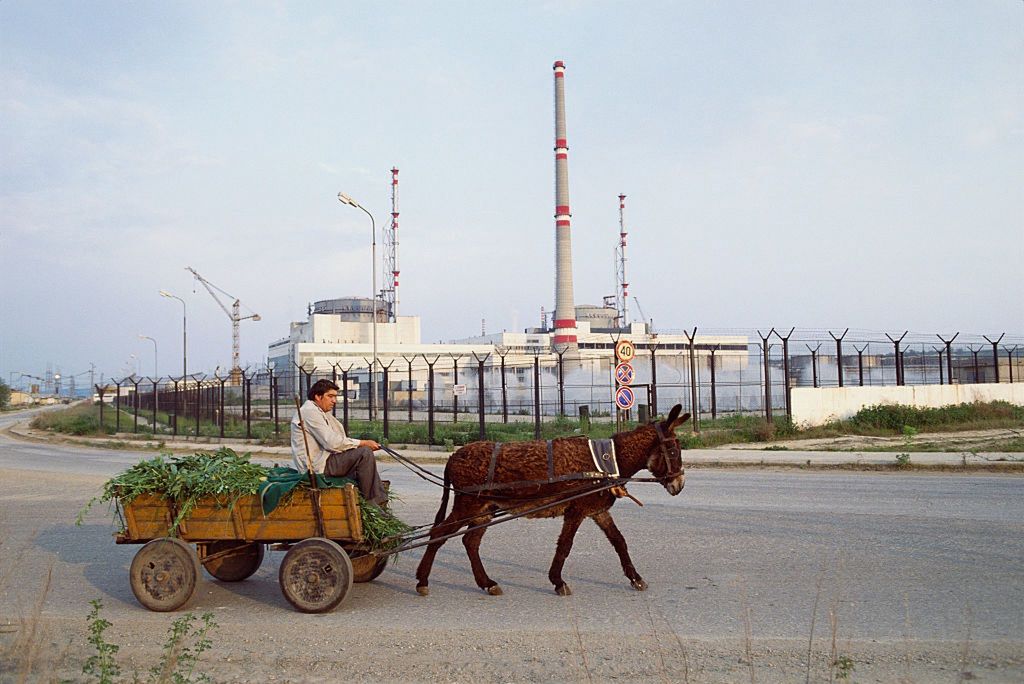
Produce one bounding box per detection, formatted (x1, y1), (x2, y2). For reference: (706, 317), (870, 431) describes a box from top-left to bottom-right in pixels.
(92, 326), (1023, 443)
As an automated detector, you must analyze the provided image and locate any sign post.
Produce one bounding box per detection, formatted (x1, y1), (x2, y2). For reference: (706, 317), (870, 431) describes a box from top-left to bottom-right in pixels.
(614, 340), (637, 430)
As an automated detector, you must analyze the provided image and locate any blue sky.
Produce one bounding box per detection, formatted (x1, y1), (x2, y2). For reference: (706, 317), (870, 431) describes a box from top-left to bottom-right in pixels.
(1, 1), (1021, 382)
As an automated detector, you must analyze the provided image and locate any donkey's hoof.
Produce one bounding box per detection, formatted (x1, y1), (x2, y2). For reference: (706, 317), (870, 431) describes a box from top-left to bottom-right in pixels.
(555, 583), (572, 596)
(416, 585), (429, 596)
(631, 578), (648, 592)
(486, 585), (503, 596)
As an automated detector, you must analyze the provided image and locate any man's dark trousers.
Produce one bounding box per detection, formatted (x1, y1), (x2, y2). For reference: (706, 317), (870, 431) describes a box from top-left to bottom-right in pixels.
(324, 446), (386, 505)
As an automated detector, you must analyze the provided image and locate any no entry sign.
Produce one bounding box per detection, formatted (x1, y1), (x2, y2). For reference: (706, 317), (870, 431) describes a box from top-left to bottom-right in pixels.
(614, 386), (635, 410)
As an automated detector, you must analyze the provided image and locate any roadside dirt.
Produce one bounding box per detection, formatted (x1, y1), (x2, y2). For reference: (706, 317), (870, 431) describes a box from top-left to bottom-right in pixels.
(721, 427), (1023, 452)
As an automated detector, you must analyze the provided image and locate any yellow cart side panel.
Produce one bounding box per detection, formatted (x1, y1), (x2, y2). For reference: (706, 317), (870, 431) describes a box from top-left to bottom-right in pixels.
(240, 486), (364, 542)
(122, 493), (174, 540)
(120, 485), (364, 543)
(175, 498), (238, 540)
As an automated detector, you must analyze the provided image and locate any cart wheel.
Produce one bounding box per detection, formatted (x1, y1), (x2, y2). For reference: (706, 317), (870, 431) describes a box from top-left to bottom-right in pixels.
(350, 552), (388, 583)
(129, 537), (199, 612)
(199, 541), (264, 582)
(279, 538), (353, 613)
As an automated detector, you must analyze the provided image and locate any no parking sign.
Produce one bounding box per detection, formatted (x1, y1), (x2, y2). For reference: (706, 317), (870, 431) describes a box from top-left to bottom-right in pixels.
(614, 386), (635, 411)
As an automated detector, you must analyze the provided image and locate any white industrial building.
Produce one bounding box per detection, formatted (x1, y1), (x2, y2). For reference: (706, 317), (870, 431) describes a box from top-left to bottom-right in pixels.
(268, 297), (747, 414)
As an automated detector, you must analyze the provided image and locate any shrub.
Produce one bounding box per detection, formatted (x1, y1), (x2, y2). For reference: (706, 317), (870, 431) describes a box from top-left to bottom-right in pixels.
(851, 401), (1024, 432)
(750, 420), (775, 442)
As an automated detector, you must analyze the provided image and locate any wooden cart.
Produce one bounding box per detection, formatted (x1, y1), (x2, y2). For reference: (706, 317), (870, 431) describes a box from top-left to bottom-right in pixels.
(115, 483), (388, 613)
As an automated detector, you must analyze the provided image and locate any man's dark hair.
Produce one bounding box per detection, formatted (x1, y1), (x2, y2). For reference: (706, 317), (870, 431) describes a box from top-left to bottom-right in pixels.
(308, 379), (340, 401)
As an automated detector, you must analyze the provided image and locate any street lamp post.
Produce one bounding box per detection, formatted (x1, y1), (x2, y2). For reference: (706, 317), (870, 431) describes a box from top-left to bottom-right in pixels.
(139, 335), (158, 379)
(159, 290), (187, 378)
(337, 191), (378, 420)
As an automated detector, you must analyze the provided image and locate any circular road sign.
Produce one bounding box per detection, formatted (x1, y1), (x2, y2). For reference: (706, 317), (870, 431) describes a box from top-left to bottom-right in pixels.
(614, 386), (636, 411)
(614, 362), (635, 386)
(615, 340), (636, 363)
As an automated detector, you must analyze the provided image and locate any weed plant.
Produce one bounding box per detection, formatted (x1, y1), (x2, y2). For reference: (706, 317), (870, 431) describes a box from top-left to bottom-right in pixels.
(83, 600), (120, 683)
(83, 599), (216, 684)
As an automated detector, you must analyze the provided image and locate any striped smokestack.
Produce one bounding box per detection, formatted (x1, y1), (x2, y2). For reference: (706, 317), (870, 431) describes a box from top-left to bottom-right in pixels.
(552, 60), (577, 348)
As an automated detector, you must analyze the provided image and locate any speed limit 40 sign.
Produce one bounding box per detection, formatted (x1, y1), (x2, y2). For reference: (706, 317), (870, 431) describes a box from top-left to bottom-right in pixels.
(614, 340), (636, 363)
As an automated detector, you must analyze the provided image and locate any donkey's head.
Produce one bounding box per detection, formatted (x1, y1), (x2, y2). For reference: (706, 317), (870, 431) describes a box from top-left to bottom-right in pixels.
(647, 404), (689, 495)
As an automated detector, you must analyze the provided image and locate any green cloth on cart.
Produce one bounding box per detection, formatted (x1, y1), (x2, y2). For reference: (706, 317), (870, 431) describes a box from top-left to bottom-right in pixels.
(258, 466), (357, 516)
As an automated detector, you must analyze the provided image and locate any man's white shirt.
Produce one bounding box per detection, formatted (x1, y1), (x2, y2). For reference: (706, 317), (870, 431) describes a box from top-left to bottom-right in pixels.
(290, 399), (361, 473)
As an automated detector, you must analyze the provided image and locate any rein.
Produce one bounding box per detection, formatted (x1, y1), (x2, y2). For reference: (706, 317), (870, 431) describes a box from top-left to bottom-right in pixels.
(381, 440), (675, 496)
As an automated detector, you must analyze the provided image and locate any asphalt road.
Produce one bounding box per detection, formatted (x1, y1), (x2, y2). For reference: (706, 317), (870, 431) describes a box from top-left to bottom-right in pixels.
(1, 408), (1022, 682)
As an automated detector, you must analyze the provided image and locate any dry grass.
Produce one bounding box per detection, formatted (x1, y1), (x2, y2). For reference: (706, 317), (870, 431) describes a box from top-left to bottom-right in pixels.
(739, 582), (756, 684)
(0, 529), (43, 681)
(805, 561), (827, 684)
(958, 605), (975, 683)
(0, 530), (55, 684)
(14, 562), (53, 683)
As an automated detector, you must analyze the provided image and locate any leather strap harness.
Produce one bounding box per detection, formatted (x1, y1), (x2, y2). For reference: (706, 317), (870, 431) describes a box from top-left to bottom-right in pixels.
(460, 439), (612, 494)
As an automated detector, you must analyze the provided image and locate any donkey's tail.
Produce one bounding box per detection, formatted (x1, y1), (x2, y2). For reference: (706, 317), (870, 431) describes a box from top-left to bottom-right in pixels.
(432, 462), (452, 527)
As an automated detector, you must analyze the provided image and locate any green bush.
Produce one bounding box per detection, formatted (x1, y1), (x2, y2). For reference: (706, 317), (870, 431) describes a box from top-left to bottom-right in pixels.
(851, 401), (1024, 431)
(32, 403), (116, 435)
(66, 415), (102, 435)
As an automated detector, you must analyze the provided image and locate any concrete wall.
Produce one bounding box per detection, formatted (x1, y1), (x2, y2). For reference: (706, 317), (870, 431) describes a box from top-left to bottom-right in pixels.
(791, 383), (1024, 426)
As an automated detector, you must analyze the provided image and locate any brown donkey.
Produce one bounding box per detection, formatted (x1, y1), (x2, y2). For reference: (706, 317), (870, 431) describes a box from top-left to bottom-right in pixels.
(415, 404), (689, 597)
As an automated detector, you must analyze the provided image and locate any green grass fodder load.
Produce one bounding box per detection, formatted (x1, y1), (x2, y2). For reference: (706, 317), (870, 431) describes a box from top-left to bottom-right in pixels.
(81, 447), (411, 551)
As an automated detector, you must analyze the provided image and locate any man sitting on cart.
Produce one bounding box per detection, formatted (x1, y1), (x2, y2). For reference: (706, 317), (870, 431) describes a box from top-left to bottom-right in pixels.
(291, 379), (387, 506)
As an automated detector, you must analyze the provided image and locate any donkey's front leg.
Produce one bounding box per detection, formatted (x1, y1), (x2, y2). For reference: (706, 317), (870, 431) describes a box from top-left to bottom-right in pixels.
(416, 505), (471, 596)
(592, 510), (647, 591)
(462, 521), (502, 595)
(548, 508), (586, 596)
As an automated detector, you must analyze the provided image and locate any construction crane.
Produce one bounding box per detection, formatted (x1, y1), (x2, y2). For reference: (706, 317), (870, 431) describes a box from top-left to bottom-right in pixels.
(186, 267), (261, 385)
(633, 296), (654, 336)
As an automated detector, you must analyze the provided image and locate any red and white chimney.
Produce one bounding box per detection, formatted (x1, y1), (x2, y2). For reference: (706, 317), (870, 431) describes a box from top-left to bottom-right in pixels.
(552, 60), (577, 348)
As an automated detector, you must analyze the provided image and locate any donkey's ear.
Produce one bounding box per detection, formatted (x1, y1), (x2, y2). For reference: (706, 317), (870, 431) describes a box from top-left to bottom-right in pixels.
(665, 404), (682, 425)
(670, 412), (691, 431)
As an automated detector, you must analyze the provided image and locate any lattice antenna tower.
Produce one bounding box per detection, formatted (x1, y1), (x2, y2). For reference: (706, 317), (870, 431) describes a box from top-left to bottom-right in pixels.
(382, 167), (400, 322)
(615, 193), (629, 328)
